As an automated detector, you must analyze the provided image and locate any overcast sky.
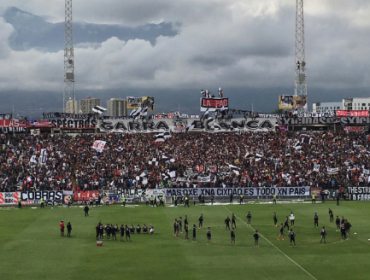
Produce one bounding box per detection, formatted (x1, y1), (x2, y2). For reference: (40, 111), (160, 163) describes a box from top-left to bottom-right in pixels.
(0, 0), (369, 94)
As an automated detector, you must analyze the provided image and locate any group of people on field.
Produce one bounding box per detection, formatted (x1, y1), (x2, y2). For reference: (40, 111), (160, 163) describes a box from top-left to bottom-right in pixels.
(95, 221), (154, 241)
(171, 206), (352, 247)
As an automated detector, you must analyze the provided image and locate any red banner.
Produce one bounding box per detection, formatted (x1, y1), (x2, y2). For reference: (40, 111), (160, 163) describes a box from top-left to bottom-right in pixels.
(73, 191), (99, 201)
(336, 110), (369, 117)
(29, 120), (53, 128)
(0, 120), (28, 128)
(201, 98), (228, 111)
(344, 126), (365, 132)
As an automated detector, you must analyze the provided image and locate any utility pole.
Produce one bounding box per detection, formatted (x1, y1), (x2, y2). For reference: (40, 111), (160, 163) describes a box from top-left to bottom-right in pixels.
(294, 0), (307, 111)
(63, 0), (76, 113)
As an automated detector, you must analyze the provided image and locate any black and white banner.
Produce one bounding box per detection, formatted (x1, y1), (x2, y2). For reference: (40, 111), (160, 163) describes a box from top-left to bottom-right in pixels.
(98, 117), (277, 133)
(43, 112), (93, 119)
(165, 187), (310, 197)
(176, 176), (211, 183)
(348, 187), (370, 200)
(21, 191), (64, 201)
(278, 116), (370, 125)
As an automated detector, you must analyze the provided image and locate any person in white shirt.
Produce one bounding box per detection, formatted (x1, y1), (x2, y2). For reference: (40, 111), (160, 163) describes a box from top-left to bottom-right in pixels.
(289, 212), (295, 226)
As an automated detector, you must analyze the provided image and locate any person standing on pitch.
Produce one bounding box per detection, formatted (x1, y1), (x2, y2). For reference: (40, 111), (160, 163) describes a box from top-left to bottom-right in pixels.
(68, 196), (72, 207)
(185, 223), (189, 239)
(231, 228), (236, 245)
(60, 220), (65, 237)
(344, 219), (351, 239)
(150, 195), (154, 207)
(120, 224), (125, 241)
(67, 222), (72, 237)
(289, 212), (295, 226)
(173, 195), (177, 206)
(273, 194), (277, 204)
(314, 213), (319, 228)
(184, 195), (189, 207)
(335, 216), (340, 232)
(84, 204), (89, 217)
(18, 198), (22, 209)
(230, 193), (233, 204)
(253, 230), (259, 248)
(288, 229), (296, 247)
(159, 196), (165, 206)
(329, 208), (333, 222)
(122, 196), (126, 207)
(246, 212), (252, 226)
(284, 216), (290, 230)
(111, 224), (118, 241)
(192, 224), (197, 242)
(225, 216), (231, 230)
(273, 212), (278, 227)
(40, 197), (44, 208)
(96, 222), (100, 240)
(125, 225), (131, 242)
(320, 227), (326, 243)
(312, 193), (316, 204)
(99, 223), (104, 240)
(199, 214), (204, 229)
(206, 227), (211, 244)
(277, 223), (285, 241)
(174, 219), (179, 237)
(232, 213), (237, 228)
(340, 223), (346, 241)
(240, 194), (244, 204)
(179, 217), (183, 233)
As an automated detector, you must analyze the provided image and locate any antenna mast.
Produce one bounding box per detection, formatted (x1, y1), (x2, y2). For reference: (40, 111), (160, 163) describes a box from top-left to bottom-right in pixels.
(294, 0), (307, 111)
(63, 0), (76, 113)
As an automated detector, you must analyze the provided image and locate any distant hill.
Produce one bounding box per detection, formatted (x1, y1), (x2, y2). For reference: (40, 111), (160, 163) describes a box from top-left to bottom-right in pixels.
(3, 6), (177, 52)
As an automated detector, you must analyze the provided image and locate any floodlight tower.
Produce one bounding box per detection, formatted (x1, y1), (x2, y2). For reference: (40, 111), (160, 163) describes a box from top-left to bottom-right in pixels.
(63, 0), (76, 113)
(294, 0), (307, 110)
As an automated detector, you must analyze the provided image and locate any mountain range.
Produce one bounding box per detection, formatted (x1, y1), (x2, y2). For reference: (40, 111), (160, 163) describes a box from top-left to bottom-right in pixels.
(3, 6), (177, 52)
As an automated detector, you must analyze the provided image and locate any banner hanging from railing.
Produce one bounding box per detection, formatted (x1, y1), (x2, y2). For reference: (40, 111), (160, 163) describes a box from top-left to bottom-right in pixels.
(165, 187), (310, 197)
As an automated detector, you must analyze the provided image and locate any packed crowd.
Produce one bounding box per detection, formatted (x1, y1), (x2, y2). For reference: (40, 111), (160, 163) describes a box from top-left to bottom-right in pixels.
(0, 130), (369, 192)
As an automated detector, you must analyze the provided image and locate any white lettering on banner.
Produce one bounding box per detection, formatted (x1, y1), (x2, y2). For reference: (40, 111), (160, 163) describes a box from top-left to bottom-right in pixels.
(347, 187), (370, 194)
(116, 189), (165, 200)
(98, 118), (277, 133)
(278, 117), (370, 125)
(351, 194), (370, 201)
(21, 191), (63, 201)
(165, 187), (310, 197)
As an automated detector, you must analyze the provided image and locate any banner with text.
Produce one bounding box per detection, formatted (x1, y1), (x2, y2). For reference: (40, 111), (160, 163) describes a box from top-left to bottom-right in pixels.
(347, 186), (370, 201)
(98, 117), (277, 133)
(200, 98), (229, 112)
(165, 187), (310, 197)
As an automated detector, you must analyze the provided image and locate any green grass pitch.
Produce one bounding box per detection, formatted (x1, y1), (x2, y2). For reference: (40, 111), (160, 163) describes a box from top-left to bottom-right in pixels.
(1, 201), (370, 280)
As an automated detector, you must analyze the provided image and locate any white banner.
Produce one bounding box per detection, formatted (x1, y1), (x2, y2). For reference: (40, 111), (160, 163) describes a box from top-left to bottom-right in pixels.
(327, 167), (339, 174)
(165, 187), (310, 197)
(39, 149), (48, 165)
(92, 140), (106, 153)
